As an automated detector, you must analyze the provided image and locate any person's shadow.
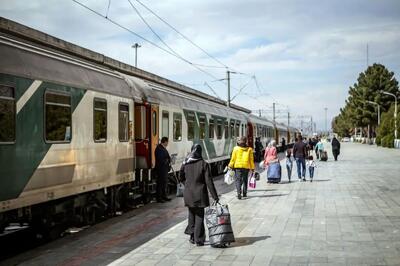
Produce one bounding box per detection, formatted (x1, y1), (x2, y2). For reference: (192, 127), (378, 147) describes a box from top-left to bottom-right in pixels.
(231, 236), (271, 247)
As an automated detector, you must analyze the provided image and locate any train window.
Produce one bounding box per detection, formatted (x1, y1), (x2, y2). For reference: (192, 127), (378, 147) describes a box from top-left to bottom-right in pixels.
(45, 91), (71, 142)
(209, 118), (214, 139)
(235, 122), (240, 137)
(216, 119), (223, 139)
(152, 110), (157, 136)
(187, 112), (195, 140)
(0, 85), (16, 143)
(224, 120), (229, 139)
(93, 98), (107, 142)
(241, 124), (244, 137)
(119, 103), (129, 142)
(162, 111), (169, 138)
(230, 120), (235, 137)
(134, 105), (146, 139)
(199, 115), (206, 140)
(173, 112), (182, 141)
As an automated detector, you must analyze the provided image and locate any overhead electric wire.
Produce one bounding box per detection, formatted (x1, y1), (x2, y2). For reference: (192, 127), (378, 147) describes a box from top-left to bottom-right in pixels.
(135, 0), (229, 70)
(127, 0), (224, 70)
(71, 0), (226, 94)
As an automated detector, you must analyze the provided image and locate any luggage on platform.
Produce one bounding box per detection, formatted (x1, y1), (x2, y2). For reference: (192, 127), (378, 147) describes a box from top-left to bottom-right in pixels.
(267, 161), (281, 183)
(320, 151), (328, 161)
(205, 203), (235, 248)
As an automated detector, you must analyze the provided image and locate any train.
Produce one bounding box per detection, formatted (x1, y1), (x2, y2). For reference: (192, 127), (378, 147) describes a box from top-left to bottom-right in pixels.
(0, 17), (298, 234)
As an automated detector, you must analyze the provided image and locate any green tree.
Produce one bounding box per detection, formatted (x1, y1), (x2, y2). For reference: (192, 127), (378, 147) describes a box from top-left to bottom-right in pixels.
(376, 104), (400, 147)
(347, 63), (398, 128)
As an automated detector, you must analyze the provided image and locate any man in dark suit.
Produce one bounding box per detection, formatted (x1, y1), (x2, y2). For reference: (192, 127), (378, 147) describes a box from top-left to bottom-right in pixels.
(155, 137), (171, 203)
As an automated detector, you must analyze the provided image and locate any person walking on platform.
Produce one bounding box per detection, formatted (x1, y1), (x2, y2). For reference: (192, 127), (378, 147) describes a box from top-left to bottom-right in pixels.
(155, 137), (171, 203)
(281, 137), (286, 152)
(264, 140), (278, 168)
(331, 137), (341, 161)
(316, 139), (324, 160)
(228, 137), (255, 199)
(285, 148), (293, 182)
(293, 136), (307, 181)
(254, 137), (263, 162)
(180, 144), (219, 246)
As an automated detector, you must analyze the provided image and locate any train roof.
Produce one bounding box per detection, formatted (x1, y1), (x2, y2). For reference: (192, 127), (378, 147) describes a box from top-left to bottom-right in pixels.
(0, 17), (250, 114)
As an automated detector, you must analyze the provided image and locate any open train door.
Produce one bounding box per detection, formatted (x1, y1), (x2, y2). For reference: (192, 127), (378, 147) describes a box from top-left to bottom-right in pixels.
(150, 104), (159, 168)
(247, 121), (254, 148)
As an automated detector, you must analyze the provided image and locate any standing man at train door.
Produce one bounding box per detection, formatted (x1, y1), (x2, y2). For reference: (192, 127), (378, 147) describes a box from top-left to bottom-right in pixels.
(155, 137), (171, 203)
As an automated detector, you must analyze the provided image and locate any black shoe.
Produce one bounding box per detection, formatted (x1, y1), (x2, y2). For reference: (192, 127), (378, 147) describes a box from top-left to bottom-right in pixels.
(163, 197), (172, 201)
(302, 178), (306, 182)
(196, 242), (204, 246)
(310, 179), (313, 182)
(243, 194), (247, 197)
(156, 199), (165, 203)
(237, 194), (242, 200)
(189, 235), (195, 244)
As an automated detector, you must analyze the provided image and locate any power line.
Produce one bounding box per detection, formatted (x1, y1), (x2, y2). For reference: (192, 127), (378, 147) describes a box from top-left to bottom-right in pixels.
(127, 0), (224, 70)
(135, 0), (229, 70)
(71, 0), (227, 96)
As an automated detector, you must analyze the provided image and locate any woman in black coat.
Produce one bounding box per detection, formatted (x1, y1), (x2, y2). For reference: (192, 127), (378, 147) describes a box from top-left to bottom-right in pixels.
(180, 144), (219, 246)
(331, 137), (341, 161)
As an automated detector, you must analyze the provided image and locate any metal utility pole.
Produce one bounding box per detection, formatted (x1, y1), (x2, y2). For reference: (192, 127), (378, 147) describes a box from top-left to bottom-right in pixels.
(380, 90), (397, 139)
(132, 43), (141, 67)
(366, 100), (381, 125)
(324, 107), (328, 134)
(272, 102), (276, 125)
(366, 43), (369, 67)
(310, 116), (313, 135)
(287, 112), (290, 127)
(227, 70), (231, 107)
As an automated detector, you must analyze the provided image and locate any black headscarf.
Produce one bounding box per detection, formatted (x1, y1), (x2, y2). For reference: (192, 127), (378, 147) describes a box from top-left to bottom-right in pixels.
(184, 144), (203, 164)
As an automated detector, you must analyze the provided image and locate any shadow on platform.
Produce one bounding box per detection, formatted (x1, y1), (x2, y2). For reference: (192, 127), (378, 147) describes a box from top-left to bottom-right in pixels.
(231, 236), (271, 247)
(247, 189), (277, 192)
(244, 193), (288, 199)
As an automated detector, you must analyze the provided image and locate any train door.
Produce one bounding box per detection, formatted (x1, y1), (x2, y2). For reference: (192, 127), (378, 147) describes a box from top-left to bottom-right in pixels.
(134, 102), (159, 169)
(247, 121), (254, 148)
(150, 104), (159, 168)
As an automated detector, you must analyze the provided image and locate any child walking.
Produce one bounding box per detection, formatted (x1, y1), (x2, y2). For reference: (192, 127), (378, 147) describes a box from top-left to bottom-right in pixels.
(285, 149), (293, 182)
(306, 155), (316, 182)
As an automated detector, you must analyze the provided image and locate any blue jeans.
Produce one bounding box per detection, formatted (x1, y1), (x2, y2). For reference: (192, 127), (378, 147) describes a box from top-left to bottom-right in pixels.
(309, 166), (314, 179)
(295, 158), (306, 178)
(286, 164), (292, 181)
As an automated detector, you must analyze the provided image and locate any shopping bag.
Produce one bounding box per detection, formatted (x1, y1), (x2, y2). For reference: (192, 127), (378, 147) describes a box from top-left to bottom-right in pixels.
(176, 182), (184, 197)
(248, 173), (256, 189)
(224, 169), (235, 185)
(259, 161), (265, 169)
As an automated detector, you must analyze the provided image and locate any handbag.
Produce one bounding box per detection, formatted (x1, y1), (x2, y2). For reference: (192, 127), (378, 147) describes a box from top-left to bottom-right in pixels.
(248, 172), (256, 189)
(176, 182), (185, 197)
(172, 166), (184, 197)
(224, 169), (235, 185)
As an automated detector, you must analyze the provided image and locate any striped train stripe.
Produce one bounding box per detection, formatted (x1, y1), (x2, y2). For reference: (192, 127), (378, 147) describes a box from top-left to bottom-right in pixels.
(16, 80), (42, 113)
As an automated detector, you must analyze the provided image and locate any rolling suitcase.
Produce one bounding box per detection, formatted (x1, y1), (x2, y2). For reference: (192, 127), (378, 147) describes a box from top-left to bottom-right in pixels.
(267, 161), (281, 183)
(320, 151), (328, 161)
(205, 203), (235, 248)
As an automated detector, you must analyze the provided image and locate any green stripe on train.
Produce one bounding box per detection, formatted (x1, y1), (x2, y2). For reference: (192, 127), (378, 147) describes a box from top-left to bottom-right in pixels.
(0, 73), (86, 201)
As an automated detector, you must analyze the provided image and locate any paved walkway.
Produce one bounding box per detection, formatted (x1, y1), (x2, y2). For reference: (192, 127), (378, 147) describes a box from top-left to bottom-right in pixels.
(108, 143), (400, 266)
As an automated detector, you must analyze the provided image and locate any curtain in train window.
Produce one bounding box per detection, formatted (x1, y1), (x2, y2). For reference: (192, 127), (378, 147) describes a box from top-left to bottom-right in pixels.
(217, 119), (223, 139)
(162, 111), (169, 138)
(235, 122), (240, 137)
(0, 85), (15, 143)
(94, 98), (107, 142)
(209, 118), (214, 139)
(119, 103), (129, 142)
(173, 112), (182, 141)
(187, 112), (195, 140)
(224, 120), (229, 139)
(230, 120), (235, 138)
(199, 115), (206, 140)
(45, 91), (71, 142)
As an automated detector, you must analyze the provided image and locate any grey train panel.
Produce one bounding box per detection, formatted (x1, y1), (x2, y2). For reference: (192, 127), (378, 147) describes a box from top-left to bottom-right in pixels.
(0, 38), (134, 99)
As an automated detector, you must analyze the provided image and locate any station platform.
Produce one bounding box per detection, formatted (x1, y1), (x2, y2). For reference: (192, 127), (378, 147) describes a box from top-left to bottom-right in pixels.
(3, 142), (400, 266)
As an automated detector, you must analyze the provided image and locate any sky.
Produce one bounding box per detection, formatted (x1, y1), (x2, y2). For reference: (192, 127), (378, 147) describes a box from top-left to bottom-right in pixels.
(1, 0), (400, 131)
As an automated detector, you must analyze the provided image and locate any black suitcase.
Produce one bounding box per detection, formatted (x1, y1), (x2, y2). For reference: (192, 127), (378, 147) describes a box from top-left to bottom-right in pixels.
(205, 203), (235, 248)
(320, 151), (328, 161)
